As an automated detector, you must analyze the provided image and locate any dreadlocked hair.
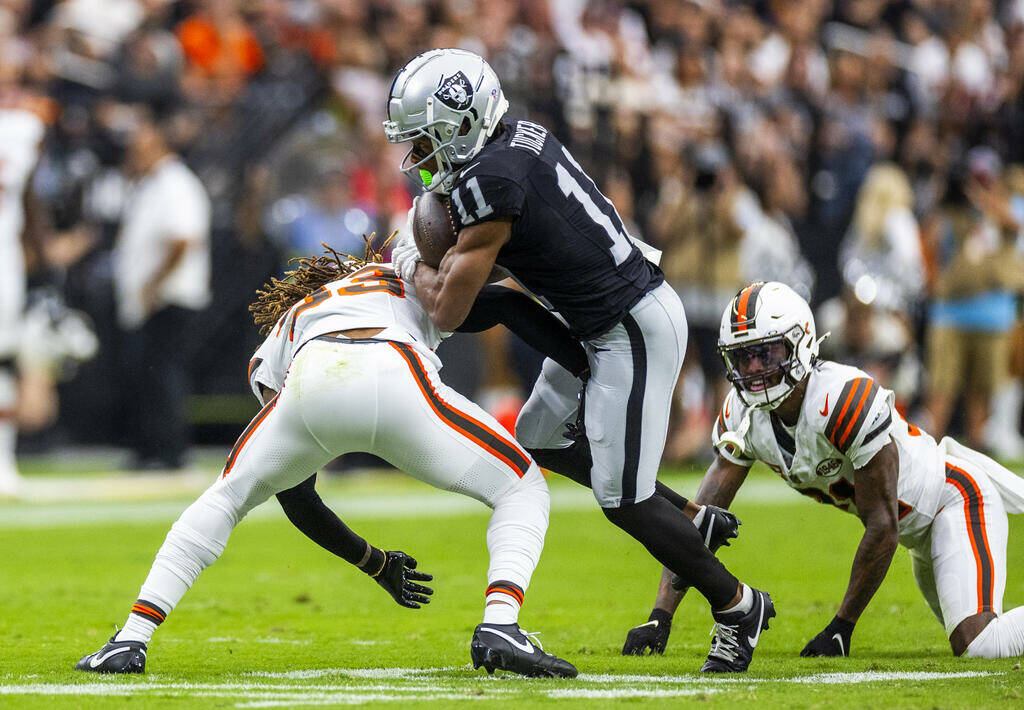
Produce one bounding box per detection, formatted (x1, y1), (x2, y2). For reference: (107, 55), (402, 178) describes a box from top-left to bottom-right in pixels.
(249, 231), (397, 335)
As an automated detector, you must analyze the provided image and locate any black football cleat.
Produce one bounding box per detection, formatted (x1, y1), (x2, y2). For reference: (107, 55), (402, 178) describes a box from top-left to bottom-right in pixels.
(700, 587), (775, 673)
(75, 636), (147, 674)
(470, 623), (578, 678)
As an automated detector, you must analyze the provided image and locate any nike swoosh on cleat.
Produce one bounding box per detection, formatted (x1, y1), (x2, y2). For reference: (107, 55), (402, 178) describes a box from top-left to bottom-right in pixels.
(479, 627), (536, 654)
(746, 598), (766, 648)
(819, 394), (829, 417)
(832, 633), (845, 656)
(88, 646), (134, 668)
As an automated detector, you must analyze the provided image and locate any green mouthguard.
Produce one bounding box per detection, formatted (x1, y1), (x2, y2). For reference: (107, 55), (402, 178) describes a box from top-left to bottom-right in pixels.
(419, 169), (433, 187)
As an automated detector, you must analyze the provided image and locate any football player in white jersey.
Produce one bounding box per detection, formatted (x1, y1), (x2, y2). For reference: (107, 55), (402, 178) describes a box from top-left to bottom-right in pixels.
(76, 248), (576, 678)
(623, 281), (1024, 660)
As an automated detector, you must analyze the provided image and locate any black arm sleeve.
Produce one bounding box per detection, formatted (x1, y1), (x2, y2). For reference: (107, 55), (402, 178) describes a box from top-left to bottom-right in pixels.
(276, 474), (368, 565)
(458, 285), (589, 378)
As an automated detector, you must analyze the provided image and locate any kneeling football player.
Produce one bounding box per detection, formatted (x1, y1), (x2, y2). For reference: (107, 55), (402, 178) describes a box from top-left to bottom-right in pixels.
(623, 281), (1024, 660)
(76, 247), (577, 678)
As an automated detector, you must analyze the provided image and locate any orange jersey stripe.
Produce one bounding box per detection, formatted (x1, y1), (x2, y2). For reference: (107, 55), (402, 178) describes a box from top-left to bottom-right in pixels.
(829, 378), (864, 444)
(945, 464), (995, 613)
(837, 379), (873, 448)
(390, 343), (530, 478)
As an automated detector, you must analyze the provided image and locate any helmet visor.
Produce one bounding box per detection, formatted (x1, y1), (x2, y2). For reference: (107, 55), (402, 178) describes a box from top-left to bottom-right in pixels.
(721, 338), (793, 394)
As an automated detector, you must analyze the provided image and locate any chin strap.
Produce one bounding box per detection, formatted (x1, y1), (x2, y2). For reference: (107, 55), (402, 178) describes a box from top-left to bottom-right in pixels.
(717, 406), (754, 460)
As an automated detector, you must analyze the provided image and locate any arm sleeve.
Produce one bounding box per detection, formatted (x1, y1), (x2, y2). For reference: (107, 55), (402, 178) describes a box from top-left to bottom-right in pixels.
(457, 285), (590, 378)
(711, 391), (755, 467)
(275, 474), (370, 566)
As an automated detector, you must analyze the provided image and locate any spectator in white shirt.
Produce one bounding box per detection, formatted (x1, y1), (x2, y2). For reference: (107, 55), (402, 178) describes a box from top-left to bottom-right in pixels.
(114, 114), (210, 470)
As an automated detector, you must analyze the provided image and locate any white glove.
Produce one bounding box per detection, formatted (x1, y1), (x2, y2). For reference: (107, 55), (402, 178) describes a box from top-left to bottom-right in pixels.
(391, 233), (422, 282)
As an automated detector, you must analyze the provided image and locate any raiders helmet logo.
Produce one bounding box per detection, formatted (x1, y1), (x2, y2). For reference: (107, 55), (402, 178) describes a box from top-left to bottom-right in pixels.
(815, 458), (843, 477)
(434, 71), (473, 110)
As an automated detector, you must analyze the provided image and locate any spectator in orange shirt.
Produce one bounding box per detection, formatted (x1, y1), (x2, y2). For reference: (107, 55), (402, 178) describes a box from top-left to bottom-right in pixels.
(177, 0), (264, 101)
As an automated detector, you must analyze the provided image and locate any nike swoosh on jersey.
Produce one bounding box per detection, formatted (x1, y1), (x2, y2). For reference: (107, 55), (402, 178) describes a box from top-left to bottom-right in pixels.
(724, 396), (731, 419)
(819, 394), (829, 417)
(89, 646), (140, 668)
(832, 632), (845, 656)
(747, 600), (766, 648)
(459, 162), (481, 178)
(479, 627), (536, 654)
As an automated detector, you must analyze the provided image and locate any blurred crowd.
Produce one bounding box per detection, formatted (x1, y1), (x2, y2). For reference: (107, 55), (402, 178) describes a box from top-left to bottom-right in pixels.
(4, 0), (1024, 480)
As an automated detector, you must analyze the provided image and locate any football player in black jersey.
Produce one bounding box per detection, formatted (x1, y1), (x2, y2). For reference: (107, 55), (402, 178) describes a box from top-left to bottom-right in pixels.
(384, 49), (774, 672)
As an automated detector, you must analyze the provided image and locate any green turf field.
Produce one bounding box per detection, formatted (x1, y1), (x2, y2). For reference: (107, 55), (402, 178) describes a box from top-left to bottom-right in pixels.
(1, 463), (1022, 708)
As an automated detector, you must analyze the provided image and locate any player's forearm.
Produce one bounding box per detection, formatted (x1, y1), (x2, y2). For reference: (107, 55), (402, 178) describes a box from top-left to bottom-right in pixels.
(654, 567), (686, 614)
(276, 475), (377, 567)
(413, 257), (485, 331)
(457, 286), (590, 377)
(694, 457), (748, 508)
(837, 520), (899, 622)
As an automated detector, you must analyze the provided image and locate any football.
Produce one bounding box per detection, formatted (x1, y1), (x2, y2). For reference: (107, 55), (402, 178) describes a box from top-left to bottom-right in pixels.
(412, 191), (458, 267)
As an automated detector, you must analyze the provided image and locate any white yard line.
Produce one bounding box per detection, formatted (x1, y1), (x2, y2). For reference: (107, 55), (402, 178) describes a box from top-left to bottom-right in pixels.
(0, 478), (797, 529)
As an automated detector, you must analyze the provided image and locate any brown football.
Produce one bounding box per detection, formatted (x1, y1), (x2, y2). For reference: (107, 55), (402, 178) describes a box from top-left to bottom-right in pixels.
(412, 191), (458, 268)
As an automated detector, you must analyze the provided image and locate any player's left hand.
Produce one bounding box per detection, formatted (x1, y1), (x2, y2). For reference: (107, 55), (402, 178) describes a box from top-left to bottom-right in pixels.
(622, 609), (672, 655)
(800, 615), (854, 657)
(373, 550), (434, 609)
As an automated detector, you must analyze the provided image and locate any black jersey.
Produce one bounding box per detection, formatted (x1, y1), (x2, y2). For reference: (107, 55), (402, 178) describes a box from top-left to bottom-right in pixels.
(447, 118), (663, 340)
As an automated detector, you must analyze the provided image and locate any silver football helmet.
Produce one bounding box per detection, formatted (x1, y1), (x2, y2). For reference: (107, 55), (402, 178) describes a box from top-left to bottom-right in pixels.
(383, 48), (509, 194)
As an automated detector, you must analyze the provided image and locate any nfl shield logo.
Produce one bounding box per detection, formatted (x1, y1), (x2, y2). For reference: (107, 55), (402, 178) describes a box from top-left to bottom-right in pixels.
(434, 71), (473, 110)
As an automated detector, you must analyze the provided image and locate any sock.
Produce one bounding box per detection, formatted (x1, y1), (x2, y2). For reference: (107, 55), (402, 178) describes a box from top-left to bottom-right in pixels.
(114, 483), (239, 644)
(966, 607), (1024, 658)
(603, 494), (739, 609)
(483, 581), (524, 625)
(723, 583), (753, 614)
(485, 465), (548, 594)
(115, 599), (167, 643)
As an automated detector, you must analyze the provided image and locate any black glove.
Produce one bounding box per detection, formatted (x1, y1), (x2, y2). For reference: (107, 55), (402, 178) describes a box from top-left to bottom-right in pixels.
(368, 550), (434, 609)
(694, 504), (740, 553)
(670, 505), (741, 591)
(622, 608), (672, 655)
(800, 615), (854, 657)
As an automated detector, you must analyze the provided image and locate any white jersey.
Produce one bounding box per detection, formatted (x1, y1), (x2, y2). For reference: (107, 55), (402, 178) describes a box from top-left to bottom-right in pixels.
(713, 360), (945, 545)
(248, 263), (443, 402)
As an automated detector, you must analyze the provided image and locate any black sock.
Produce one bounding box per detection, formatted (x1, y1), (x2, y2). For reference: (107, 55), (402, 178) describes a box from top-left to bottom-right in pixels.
(603, 494), (737, 609)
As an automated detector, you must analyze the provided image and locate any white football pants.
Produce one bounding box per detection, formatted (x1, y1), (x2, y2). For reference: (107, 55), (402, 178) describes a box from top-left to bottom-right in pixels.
(135, 338), (549, 617)
(516, 281), (687, 507)
(909, 454), (1014, 644)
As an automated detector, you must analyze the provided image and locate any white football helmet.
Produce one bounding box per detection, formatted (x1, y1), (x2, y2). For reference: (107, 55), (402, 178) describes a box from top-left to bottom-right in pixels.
(718, 281), (822, 409)
(383, 48), (509, 194)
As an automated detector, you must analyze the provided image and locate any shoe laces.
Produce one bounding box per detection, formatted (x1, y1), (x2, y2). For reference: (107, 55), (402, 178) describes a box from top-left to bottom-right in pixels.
(707, 622), (739, 662)
(520, 629), (544, 651)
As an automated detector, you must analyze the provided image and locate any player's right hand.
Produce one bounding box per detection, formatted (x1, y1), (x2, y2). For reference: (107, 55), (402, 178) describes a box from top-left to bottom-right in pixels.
(622, 609), (672, 655)
(373, 551), (434, 609)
